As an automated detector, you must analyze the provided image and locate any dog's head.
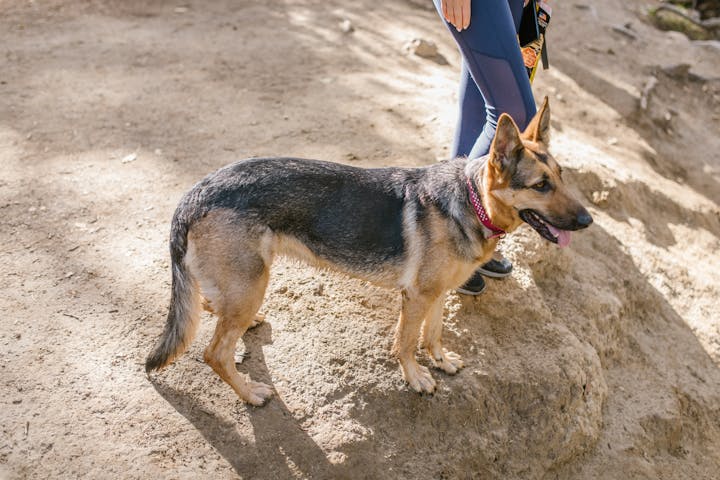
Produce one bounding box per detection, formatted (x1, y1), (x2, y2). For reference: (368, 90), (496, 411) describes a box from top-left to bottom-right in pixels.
(481, 97), (592, 247)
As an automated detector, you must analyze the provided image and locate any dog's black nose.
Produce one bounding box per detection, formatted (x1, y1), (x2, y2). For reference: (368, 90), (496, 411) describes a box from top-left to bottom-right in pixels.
(576, 210), (593, 229)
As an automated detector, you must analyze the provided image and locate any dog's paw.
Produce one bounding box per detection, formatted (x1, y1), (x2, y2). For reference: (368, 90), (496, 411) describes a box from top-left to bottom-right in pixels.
(431, 349), (464, 375)
(401, 362), (437, 394)
(242, 380), (274, 406)
(249, 313), (266, 329)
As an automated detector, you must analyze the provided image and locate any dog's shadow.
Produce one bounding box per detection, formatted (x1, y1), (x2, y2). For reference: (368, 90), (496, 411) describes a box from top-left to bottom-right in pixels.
(151, 322), (342, 479)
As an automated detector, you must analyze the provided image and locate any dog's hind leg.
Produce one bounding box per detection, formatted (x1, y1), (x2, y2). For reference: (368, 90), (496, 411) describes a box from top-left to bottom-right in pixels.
(187, 211), (274, 405)
(203, 262), (274, 406)
(393, 290), (438, 394)
(421, 294), (464, 375)
(204, 296), (265, 328)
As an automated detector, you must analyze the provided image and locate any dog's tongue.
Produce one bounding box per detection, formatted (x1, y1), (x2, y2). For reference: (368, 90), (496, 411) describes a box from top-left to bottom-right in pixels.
(547, 224), (572, 248)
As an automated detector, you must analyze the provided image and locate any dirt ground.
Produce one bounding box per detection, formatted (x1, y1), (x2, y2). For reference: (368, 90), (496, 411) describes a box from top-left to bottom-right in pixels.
(1, 0), (720, 478)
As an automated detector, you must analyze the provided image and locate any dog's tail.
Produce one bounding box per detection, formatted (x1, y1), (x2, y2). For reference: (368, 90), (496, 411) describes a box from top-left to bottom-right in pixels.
(145, 207), (201, 373)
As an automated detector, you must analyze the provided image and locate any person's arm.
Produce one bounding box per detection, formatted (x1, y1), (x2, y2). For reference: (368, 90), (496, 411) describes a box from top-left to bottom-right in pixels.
(441, 0), (471, 31)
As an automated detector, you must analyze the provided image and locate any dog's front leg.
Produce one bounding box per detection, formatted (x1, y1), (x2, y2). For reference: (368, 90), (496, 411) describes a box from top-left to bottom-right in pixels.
(421, 294), (464, 374)
(393, 289), (437, 394)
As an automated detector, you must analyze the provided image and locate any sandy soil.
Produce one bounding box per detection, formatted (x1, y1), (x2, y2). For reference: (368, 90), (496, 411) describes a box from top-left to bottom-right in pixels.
(1, 0), (720, 478)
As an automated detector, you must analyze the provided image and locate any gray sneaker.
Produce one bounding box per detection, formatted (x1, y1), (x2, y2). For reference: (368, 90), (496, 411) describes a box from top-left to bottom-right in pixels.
(477, 258), (513, 278)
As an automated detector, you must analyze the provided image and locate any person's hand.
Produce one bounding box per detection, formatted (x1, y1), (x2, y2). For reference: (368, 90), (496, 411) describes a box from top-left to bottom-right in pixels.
(441, 0), (471, 31)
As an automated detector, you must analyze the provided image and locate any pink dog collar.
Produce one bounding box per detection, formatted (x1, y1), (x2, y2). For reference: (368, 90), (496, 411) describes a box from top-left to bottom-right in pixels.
(466, 177), (506, 239)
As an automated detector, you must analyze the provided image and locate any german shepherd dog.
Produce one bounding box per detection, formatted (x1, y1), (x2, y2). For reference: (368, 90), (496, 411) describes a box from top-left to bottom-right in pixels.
(145, 98), (592, 405)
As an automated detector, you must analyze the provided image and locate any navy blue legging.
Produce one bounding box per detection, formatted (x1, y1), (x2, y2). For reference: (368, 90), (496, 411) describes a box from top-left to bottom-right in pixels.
(433, 0), (536, 159)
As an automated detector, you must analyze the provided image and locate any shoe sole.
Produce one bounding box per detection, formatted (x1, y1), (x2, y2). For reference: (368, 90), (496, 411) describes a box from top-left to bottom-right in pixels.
(476, 268), (512, 279)
(456, 285), (487, 296)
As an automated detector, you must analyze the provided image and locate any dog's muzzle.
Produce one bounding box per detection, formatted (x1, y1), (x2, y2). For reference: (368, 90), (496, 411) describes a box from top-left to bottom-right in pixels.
(519, 208), (592, 247)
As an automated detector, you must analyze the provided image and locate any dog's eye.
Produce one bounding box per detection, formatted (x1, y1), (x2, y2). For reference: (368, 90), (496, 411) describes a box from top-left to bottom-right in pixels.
(532, 180), (550, 192)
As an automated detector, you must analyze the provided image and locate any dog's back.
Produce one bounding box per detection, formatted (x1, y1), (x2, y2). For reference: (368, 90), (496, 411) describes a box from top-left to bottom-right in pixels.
(197, 157), (410, 269)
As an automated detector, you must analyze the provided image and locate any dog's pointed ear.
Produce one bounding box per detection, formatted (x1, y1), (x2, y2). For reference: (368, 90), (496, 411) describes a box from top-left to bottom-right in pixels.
(523, 96), (551, 144)
(490, 113), (523, 174)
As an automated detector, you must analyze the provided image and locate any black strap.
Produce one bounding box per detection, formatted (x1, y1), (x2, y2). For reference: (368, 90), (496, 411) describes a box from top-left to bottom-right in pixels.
(541, 39), (549, 70)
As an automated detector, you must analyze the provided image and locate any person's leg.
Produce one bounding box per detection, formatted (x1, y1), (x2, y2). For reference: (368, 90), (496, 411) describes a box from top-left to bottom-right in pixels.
(451, 61), (485, 158)
(434, 0), (533, 293)
(463, 1), (535, 157)
(435, 0), (536, 159)
(451, 0), (526, 158)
